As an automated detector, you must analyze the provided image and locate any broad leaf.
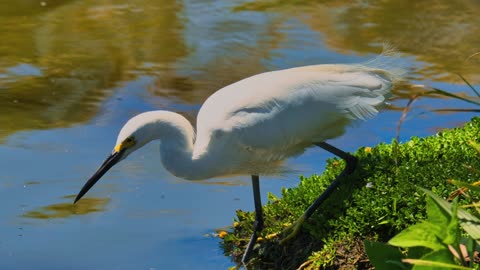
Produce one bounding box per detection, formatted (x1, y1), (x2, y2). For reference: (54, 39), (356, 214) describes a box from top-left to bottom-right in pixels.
(421, 188), (480, 245)
(389, 222), (445, 251)
(364, 240), (407, 270)
(465, 237), (476, 268)
(443, 201), (459, 246)
(426, 196), (450, 239)
(412, 249), (456, 270)
(408, 246), (432, 259)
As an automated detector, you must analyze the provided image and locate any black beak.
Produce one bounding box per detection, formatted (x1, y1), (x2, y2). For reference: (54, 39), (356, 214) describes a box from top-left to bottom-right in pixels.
(74, 150), (125, 204)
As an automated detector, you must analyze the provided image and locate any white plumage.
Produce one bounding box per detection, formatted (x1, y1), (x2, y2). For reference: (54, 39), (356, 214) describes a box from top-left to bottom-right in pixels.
(98, 62), (401, 183)
(104, 63), (397, 181)
(193, 64), (396, 162)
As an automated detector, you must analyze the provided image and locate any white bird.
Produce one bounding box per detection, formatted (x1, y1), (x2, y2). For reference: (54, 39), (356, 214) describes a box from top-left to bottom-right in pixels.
(74, 58), (403, 264)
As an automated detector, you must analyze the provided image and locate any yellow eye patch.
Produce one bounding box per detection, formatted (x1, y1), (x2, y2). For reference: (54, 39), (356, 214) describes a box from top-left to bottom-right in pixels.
(114, 137), (136, 152)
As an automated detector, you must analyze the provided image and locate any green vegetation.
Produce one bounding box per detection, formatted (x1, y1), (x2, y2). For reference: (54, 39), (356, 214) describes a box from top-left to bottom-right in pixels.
(222, 117), (480, 269)
(366, 188), (479, 269)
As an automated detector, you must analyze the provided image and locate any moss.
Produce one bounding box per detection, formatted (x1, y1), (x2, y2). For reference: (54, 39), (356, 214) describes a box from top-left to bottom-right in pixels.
(221, 117), (480, 269)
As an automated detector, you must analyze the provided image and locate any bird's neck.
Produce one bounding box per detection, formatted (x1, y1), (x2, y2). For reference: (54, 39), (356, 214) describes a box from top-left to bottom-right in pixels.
(148, 113), (219, 180)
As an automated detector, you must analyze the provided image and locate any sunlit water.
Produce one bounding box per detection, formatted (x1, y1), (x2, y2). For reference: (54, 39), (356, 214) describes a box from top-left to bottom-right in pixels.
(0, 1), (479, 269)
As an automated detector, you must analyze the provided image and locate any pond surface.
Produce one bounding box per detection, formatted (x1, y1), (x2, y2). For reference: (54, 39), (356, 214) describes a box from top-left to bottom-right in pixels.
(0, 1), (479, 269)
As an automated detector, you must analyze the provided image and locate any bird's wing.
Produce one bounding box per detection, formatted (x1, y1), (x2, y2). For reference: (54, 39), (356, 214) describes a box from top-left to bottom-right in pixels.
(193, 64), (394, 158)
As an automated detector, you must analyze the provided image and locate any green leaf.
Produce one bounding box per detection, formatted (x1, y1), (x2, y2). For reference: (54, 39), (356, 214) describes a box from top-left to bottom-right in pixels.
(465, 237), (476, 268)
(411, 249), (456, 270)
(444, 201), (459, 245)
(420, 188), (480, 245)
(364, 240), (407, 270)
(403, 259), (472, 270)
(408, 246), (433, 259)
(389, 222), (446, 251)
(426, 196), (450, 237)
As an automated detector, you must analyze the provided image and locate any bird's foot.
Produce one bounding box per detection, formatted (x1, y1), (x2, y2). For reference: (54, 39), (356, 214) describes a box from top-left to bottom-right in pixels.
(241, 218), (264, 265)
(279, 214), (306, 245)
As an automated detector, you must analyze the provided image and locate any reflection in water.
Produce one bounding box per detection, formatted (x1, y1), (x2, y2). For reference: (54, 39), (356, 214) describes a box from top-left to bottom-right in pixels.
(0, 0), (75, 16)
(0, 0), (186, 139)
(150, 1), (286, 104)
(22, 195), (109, 219)
(235, 0), (480, 82)
(1, 0), (478, 141)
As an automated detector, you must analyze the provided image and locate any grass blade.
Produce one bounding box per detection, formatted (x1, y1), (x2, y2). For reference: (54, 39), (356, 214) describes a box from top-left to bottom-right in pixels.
(429, 87), (480, 107)
(457, 73), (480, 98)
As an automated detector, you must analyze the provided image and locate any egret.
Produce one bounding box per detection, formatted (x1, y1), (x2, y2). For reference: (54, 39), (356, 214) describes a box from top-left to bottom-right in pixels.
(74, 57), (404, 264)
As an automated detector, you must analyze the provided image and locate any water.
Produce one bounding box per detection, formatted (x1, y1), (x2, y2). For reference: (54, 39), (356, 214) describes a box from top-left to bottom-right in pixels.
(0, 1), (479, 269)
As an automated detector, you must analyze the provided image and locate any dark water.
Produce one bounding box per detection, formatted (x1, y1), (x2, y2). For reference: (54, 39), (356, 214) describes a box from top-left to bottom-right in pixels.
(0, 1), (479, 269)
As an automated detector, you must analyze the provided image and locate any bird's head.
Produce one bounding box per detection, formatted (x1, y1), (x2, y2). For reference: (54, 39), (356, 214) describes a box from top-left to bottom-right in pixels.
(73, 132), (138, 204)
(73, 113), (160, 203)
(73, 111), (195, 203)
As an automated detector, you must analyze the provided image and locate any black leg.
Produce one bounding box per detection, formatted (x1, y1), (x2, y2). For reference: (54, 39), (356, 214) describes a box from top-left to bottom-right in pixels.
(241, 175), (264, 266)
(280, 142), (357, 244)
(300, 142), (357, 219)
